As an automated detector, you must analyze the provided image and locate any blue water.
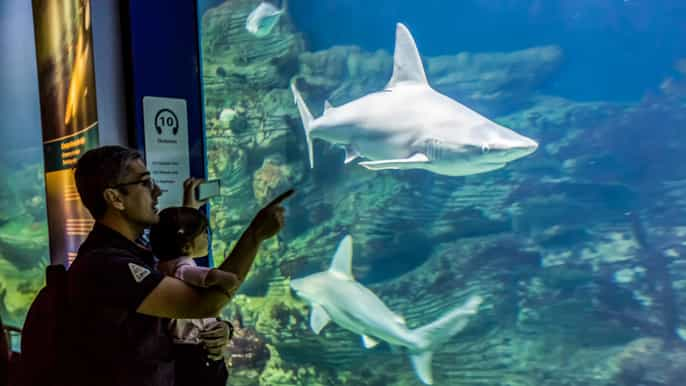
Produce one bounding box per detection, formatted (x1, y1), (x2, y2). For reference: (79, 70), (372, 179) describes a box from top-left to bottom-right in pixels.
(198, 0), (686, 100)
(289, 0), (686, 101)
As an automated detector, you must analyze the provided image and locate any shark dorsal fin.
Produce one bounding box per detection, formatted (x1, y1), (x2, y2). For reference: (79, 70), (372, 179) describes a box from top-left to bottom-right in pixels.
(310, 304), (331, 334)
(385, 23), (428, 89)
(329, 235), (353, 279)
(324, 100), (333, 112)
(362, 335), (380, 349)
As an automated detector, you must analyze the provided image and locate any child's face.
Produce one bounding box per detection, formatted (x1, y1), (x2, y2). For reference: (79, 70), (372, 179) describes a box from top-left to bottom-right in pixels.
(185, 228), (209, 258)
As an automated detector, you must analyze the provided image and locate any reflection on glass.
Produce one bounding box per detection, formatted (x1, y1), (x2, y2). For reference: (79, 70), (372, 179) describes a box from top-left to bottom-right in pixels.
(0, 1), (49, 331)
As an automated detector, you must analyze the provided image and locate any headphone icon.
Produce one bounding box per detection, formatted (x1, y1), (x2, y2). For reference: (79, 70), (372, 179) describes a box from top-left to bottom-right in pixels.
(154, 108), (179, 135)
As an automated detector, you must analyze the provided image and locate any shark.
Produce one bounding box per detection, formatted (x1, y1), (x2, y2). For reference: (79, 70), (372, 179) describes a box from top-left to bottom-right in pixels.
(290, 235), (483, 385)
(291, 23), (539, 176)
(245, 0), (287, 38)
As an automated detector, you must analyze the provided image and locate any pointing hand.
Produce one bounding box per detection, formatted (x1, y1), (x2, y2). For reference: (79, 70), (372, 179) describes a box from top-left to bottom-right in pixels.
(250, 188), (294, 242)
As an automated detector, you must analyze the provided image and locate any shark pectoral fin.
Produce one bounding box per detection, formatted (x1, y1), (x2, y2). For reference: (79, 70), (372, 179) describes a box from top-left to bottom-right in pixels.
(362, 335), (380, 349)
(310, 304), (331, 334)
(358, 153), (430, 171)
(385, 23), (429, 89)
(410, 351), (434, 385)
(343, 145), (360, 164)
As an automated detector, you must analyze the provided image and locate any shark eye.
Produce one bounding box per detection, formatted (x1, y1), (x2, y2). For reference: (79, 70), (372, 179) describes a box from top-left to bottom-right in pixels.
(481, 144), (491, 153)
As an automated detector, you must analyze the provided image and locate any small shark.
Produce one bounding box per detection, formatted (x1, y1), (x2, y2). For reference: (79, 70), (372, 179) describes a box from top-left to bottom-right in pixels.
(245, 0), (287, 38)
(290, 235), (483, 385)
(291, 23), (539, 176)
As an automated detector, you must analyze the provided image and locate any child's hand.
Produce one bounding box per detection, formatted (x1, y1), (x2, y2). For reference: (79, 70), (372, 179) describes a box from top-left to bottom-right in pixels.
(199, 320), (231, 360)
(206, 269), (240, 295)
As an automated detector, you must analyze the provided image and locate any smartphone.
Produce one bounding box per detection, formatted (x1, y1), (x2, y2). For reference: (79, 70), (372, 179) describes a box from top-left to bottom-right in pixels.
(195, 179), (221, 201)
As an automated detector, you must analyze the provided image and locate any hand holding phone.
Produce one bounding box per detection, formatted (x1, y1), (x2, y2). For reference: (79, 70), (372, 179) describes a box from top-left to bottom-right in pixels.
(183, 178), (221, 209)
(195, 179), (221, 201)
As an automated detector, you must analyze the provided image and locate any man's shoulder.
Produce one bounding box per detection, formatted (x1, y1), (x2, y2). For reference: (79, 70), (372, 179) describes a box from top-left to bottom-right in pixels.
(70, 245), (152, 282)
(80, 245), (139, 260)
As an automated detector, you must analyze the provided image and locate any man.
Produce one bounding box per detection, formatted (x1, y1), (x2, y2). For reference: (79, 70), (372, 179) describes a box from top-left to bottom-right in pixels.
(67, 145), (290, 385)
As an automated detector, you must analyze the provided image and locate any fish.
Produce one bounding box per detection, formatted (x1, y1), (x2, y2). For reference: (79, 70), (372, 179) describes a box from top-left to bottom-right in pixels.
(290, 235), (483, 384)
(290, 23), (539, 177)
(245, 0), (287, 38)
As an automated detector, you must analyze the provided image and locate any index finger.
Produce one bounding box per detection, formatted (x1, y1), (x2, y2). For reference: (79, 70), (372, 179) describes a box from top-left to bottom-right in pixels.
(266, 188), (295, 207)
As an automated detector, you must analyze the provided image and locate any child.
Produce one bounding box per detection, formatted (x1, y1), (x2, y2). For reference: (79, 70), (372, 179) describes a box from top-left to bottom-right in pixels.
(150, 206), (238, 386)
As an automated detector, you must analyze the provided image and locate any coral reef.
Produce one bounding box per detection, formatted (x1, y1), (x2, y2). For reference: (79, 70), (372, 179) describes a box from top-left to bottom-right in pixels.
(607, 338), (686, 386)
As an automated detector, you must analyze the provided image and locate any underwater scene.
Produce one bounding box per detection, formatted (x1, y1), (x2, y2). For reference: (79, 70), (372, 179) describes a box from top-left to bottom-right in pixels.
(197, 0), (686, 385)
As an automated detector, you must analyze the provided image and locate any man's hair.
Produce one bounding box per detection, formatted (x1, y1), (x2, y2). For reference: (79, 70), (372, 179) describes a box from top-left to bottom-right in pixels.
(74, 146), (143, 220)
(150, 207), (208, 260)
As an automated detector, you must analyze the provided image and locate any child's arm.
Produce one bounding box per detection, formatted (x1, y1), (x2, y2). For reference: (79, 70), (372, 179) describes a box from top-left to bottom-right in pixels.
(204, 269), (240, 295)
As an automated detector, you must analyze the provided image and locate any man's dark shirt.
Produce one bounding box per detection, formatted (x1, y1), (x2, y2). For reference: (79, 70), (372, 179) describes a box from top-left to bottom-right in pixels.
(66, 223), (173, 386)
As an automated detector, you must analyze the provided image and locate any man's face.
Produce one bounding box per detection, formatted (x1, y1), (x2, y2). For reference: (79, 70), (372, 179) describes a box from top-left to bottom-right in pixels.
(118, 159), (161, 227)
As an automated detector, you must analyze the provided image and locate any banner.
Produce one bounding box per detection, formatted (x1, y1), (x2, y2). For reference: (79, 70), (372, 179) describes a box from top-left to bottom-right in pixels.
(32, 0), (99, 265)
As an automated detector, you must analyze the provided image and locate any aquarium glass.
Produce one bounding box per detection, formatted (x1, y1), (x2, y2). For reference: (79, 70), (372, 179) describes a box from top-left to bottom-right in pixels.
(0, 1), (49, 336)
(198, 1), (686, 385)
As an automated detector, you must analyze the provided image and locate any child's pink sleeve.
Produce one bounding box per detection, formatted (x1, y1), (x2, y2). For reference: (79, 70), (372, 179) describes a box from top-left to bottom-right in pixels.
(174, 264), (212, 288)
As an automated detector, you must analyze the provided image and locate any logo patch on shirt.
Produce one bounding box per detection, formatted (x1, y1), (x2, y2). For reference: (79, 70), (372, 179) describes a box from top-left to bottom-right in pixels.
(128, 263), (151, 283)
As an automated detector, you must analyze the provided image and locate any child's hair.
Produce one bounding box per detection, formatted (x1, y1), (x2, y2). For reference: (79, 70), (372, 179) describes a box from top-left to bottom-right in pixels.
(150, 207), (209, 261)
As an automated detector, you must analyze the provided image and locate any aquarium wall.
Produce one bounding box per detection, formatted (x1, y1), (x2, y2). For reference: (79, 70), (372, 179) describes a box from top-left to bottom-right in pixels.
(198, 0), (686, 385)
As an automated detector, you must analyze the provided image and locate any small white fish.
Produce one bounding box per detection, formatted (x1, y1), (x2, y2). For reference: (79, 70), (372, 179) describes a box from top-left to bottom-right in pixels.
(245, 0), (287, 38)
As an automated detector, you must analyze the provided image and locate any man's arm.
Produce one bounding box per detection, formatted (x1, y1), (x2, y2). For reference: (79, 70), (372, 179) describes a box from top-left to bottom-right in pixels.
(204, 269), (239, 294)
(137, 276), (228, 319)
(216, 189), (293, 282)
(216, 226), (260, 282)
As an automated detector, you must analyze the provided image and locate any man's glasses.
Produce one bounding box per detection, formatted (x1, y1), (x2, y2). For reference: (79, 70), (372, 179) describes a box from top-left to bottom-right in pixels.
(110, 177), (157, 191)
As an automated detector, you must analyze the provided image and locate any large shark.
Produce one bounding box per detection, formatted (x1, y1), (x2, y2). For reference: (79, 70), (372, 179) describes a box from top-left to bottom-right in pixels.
(291, 23), (538, 176)
(290, 235), (483, 385)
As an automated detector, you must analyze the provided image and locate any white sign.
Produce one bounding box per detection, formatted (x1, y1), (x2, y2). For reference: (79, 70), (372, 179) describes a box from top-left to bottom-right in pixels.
(143, 96), (190, 209)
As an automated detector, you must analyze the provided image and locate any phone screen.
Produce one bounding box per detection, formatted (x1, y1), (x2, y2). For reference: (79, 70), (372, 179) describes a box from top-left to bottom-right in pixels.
(196, 179), (221, 201)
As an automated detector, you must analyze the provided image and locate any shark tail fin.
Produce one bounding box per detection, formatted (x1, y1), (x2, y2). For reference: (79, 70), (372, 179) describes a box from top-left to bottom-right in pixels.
(408, 296), (483, 385)
(290, 80), (315, 168)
